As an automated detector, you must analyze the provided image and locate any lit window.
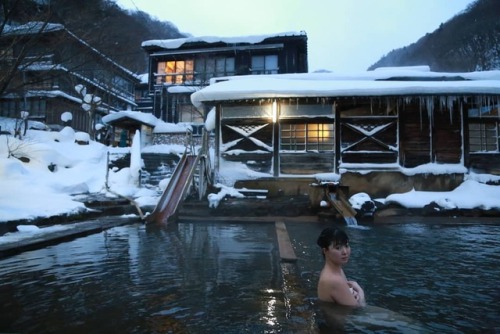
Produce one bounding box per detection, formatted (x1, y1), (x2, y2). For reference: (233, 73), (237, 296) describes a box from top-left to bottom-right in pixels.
(281, 123), (334, 152)
(156, 60), (194, 84)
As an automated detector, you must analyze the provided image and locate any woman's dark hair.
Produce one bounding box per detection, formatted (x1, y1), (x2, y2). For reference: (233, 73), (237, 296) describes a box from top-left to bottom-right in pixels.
(317, 227), (349, 250)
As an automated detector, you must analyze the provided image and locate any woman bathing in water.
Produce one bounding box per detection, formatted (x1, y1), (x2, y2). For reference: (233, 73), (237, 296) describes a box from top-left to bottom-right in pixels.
(317, 227), (366, 307)
(316, 227), (426, 332)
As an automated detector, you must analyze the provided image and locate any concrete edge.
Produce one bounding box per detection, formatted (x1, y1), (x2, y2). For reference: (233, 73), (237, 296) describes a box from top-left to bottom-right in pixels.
(275, 220), (298, 262)
(0, 217), (138, 259)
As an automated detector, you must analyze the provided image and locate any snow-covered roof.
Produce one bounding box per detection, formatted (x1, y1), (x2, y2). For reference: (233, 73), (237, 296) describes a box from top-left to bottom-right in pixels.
(20, 64), (136, 105)
(142, 31), (306, 49)
(167, 86), (200, 94)
(191, 68), (500, 108)
(154, 122), (192, 133)
(137, 73), (149, 84)
(5, 22), (138, 79)
(102, 110), (191, 133)
(3, 22), (64, 35)
(103, 110), (159, 127)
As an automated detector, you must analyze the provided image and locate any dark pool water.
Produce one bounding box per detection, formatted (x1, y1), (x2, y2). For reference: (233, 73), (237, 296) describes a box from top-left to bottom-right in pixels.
(0, 222), (294, 333)
(0, 218), (498, 333)
(287, 217), (500, 333)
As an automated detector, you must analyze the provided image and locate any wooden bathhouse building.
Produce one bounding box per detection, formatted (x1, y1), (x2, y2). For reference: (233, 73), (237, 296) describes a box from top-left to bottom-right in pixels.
(191, 67), (500, 198)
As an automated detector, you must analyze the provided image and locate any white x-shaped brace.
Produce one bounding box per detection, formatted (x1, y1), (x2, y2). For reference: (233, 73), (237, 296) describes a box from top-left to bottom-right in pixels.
(222, 124), (273, 152)
(342, 121), (397, 152)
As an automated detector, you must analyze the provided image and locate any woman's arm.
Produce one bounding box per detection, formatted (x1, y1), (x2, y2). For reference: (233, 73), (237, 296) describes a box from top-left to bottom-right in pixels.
(348, 280), (366, 306)
(328, 279), (361, 307)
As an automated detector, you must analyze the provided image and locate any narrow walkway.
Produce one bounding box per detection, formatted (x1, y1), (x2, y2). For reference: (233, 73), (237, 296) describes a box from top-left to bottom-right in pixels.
(275, 220), (318, 333)
(0, 216), (139, 259)
(275, 220), (298, 262)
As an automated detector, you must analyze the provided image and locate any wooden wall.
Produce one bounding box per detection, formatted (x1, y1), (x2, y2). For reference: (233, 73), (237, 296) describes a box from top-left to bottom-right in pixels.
(216, 95), (499, 178)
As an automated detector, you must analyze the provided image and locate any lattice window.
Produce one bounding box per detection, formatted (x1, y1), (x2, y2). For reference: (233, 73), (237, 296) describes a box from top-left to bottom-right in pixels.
(469, 122), (499, 152)
(156, 60), (194, 84)
(251, 55), (278, 74)
(280, 123), (334, 152)
(468, 103), (500, 153)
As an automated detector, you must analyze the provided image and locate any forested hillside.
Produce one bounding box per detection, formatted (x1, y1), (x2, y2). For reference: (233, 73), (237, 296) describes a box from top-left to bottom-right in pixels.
(4, 0), (499, 74)
(1, 0), (187, 73)
(369, 0), (500, 72)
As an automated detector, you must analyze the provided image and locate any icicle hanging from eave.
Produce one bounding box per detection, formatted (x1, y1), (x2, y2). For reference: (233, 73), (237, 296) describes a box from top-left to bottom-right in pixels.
(419, 97), (423, 131)
(441, 96), (458, 124)
(459, 98), (465, 165)
(475, 95), (483, 118)
(448, 96), (457, 124)
(497, 96), (500, 120)
(426, 96), (434, 127)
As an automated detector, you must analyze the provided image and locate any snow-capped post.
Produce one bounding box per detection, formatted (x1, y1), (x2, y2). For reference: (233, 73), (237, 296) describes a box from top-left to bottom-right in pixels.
(74, 84), (102, 140)
(61, 111), (73, 127)
(14, 110), (29, 139)
(129, 129), (143, 186)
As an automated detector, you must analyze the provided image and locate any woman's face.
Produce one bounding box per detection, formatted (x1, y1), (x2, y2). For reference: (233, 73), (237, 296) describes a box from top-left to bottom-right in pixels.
(324, 242), (351, 265)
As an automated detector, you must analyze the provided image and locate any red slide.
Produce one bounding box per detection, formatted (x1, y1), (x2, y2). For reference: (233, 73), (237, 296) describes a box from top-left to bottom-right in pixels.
(146, 153), (199, 224)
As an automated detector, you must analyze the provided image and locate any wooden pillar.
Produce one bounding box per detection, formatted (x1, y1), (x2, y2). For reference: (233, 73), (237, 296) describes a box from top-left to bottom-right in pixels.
(273, 102), (280, 177)
(334, 100), (341, 173)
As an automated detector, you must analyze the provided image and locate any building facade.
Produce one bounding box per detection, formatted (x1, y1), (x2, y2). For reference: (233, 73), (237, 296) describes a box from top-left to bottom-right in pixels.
(141, 31), (308, 135)
(191, 68), (500, 197)
(0, 22), (138, 133)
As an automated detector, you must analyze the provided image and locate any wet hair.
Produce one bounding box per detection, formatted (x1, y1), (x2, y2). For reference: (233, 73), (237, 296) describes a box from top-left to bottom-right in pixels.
(317, 227), (349, 254)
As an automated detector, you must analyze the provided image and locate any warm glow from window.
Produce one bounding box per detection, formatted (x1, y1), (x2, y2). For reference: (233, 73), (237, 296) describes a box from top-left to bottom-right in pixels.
(308, 123), (331, 142)
(280, 123), (334, 152)
(156, 60), (194, 84)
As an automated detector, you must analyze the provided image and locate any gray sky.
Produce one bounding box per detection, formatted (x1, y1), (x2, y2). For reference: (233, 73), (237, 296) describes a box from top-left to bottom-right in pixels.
(115, 0), (477, 72)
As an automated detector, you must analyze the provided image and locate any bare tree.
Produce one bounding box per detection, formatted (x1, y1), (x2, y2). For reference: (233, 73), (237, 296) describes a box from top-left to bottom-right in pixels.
(0, 0), (55, 96)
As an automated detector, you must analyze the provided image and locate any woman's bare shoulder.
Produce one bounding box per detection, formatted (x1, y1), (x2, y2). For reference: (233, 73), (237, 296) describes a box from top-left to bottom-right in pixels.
(319, 270), (346, 289)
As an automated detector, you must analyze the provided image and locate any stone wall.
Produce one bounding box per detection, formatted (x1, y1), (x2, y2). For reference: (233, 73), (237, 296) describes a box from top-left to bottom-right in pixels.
(340, 171), (465, 198)
(233, 172), (465, 209)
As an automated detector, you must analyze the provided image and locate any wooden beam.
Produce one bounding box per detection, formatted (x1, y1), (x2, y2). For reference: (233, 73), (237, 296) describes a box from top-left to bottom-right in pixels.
(275, 220), (297, 262)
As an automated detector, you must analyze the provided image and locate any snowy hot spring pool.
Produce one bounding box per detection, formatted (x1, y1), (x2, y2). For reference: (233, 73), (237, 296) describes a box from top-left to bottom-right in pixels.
(0, 218), (498, 333)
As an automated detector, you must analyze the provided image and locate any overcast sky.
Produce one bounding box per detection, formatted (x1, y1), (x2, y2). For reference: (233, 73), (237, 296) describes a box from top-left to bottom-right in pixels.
(115, 0), (477, 72)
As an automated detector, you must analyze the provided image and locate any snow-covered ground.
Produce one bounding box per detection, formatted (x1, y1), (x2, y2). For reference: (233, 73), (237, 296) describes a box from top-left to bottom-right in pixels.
(1, 115), (500, 245)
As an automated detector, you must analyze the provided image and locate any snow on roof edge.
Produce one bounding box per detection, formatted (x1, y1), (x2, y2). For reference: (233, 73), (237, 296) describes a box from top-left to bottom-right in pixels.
(142, 31), (306, 49)
(3, 22), (64, 35)
(102, 110), (159, 127)
(6, 21), (140, 79)
(191, 70), (500, 107)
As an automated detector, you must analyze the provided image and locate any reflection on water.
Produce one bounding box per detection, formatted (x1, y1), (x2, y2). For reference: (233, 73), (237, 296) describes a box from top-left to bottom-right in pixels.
(288, 218), (500, 333)
(0, 222), (290, 333)
(0, 218), (498, 333)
